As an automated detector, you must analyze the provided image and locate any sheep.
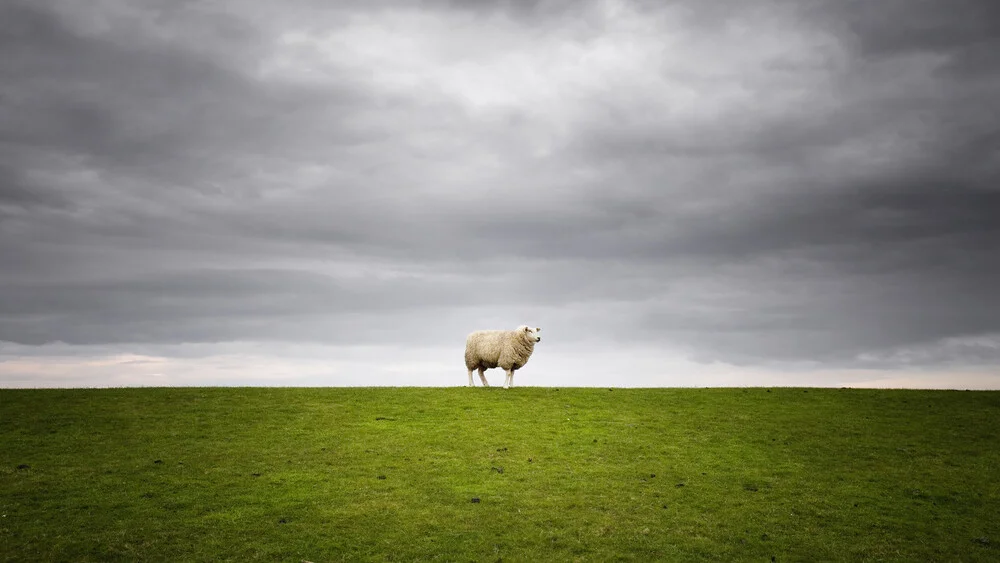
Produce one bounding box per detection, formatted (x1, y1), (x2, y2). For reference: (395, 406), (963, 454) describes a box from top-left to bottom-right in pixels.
(465, 325), (542, 389)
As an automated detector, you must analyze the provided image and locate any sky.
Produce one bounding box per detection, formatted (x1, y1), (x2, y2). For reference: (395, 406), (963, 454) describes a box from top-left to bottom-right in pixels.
(1, 0), (998, 389)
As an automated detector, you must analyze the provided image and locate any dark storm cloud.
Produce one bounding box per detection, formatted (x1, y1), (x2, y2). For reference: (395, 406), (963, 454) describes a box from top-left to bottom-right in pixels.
(631, 182), (1000, 364)
(0, 1), (379, 185)
(0, 268), (487, 346)
(0, 163), (74, 210)
(669, 183), (1000, 261)
(1, 0), (998, 375)
(824, 0), (1000, 67)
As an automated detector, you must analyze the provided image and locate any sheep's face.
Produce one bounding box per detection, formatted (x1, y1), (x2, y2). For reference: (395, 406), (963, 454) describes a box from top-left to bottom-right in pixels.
(521, 325), (541, 343)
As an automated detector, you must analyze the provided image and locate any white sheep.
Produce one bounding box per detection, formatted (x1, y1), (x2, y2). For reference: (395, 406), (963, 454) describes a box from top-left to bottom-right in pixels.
(464, 325), (542, 389)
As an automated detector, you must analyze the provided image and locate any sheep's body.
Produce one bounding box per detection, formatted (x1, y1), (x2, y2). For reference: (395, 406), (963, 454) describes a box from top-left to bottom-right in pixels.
(465, 325), (541, 389)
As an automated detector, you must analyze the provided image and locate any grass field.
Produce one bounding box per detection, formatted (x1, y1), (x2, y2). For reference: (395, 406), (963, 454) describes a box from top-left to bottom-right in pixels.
(1, 387), (998, 562)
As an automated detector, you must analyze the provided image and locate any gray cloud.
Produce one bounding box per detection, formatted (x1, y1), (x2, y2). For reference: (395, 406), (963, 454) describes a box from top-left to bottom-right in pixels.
(825, 0), (1000, 62)
(0, 267), (503, 346)
(1, 0), (998, 384)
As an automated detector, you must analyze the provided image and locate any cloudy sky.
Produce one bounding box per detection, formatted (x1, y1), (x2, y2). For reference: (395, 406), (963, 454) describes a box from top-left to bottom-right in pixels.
(2, 0), (998, 389)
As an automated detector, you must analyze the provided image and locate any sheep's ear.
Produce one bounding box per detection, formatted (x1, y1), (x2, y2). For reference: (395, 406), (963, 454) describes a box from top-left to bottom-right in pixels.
(535, 327), (541, 332)
(523, 326), (530, 332)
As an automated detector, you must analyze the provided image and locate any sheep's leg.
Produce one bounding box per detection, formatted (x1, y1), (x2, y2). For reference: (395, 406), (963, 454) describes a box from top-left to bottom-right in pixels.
(504, 369), (513, 389)
(478, 367), (489, 387)
(467, 369), (474, 387)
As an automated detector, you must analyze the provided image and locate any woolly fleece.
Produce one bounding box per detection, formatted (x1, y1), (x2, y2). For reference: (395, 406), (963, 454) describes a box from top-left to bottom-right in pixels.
(464, 325), (541, 388)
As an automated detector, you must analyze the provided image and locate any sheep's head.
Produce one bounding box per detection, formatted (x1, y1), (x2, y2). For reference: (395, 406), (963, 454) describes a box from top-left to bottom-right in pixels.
(519, 325), (541, 343)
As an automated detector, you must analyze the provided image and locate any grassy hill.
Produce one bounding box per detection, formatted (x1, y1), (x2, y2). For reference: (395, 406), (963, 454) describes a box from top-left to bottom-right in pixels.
(1, 387), (998, 562)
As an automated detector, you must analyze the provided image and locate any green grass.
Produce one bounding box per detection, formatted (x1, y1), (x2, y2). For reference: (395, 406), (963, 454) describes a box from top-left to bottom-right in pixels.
(1, 387), (998, 562)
